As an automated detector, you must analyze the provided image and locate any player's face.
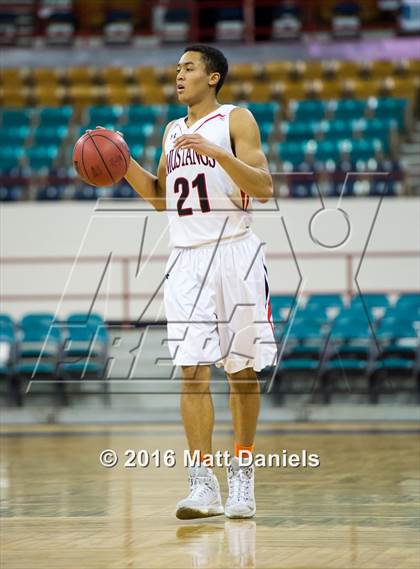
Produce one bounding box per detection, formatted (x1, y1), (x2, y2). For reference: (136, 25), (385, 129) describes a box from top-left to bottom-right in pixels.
(176, 51), (217, 104)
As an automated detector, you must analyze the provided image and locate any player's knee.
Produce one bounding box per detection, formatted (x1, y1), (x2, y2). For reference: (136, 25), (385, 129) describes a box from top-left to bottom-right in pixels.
(181, 365), (211, 390)
(227, 368), (259, 392)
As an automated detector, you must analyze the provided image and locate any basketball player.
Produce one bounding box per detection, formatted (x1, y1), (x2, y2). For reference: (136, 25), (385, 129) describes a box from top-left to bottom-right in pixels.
(124, 45), (277, 519)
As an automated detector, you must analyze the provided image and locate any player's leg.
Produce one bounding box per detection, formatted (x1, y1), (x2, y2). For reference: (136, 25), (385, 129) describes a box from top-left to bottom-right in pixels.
(226, 366), (260, 451)
(224, 367), (258, 519)
(180, 364), (214, 456)
(176, 364), (224, 519)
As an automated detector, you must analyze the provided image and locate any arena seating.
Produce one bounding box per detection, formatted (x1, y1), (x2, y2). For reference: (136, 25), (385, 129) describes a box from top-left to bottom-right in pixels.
(0, 58), (418, 201)
(0, 312), (110, 406)
(1, 293), (418, 405)
(270, 292), (420, 403)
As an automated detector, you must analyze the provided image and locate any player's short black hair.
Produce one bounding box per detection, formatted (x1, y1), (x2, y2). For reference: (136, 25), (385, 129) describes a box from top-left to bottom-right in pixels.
(183, 44), (228, 94)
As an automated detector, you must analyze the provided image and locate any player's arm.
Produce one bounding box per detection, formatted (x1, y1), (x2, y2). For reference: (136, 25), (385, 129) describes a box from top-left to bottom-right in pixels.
(124, 121), (175, 211)
(173, 108), (273, 203)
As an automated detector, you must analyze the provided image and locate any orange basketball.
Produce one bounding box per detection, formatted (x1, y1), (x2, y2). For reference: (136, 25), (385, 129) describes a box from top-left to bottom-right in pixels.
(73, 128), (130, 187)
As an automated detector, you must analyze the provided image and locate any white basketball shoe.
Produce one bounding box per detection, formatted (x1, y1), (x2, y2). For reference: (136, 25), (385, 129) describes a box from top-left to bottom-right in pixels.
(176, 465), (224, 520)
(225, 457), (256, 519)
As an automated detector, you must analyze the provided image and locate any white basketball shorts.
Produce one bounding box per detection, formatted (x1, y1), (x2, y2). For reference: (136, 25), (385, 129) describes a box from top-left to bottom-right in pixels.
(163, 230), (278, 373)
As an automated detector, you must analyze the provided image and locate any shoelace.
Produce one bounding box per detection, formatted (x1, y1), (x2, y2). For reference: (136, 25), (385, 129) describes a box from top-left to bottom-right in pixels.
(188, 475), (215, 501)
(229, 467), (253, 503)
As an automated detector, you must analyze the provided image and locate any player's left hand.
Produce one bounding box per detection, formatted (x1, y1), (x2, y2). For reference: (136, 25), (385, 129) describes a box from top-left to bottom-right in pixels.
(173, 134), (224, 159)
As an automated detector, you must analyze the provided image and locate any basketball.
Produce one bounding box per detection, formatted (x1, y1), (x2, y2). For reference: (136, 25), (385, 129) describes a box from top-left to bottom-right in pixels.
(72, 128), (130, 187)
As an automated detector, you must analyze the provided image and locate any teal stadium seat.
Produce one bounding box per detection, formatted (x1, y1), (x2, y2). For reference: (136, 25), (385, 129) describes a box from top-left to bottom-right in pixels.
(26, 145), (59, 170)
(312, 139), (341, 162)
(0, 146), (24, 171)
(17, 313), (61, 378)
(259, 122), (274, 143)
(306, 294), (344, 314)
(88, 105), (124, 124)
(78, 122), (116, 137)
(167, 104), (187, 122)
(34, 125), (68, 145)
(270, 295), (296, 322)
(0, 314), (15, 377)
(1, 108), (32, 127)
(277, 141), (306, 166)
(120, 123), (154, 146)
(152, 146), (162, 167)
(395, 293), (420, 311)
(127, 104), (162, 123)
(350, 293), (389, 318)
(371, 317), (419, 384)
(282, 320), (326, 363)
(0, 126), (30, 145)
(324, 317), (371, 372)
(38, 106), (73, 126)
(290, 100), (328, 121)
(61, 313), (109, 381)
(320, 119), (353, 140)
(281, 121), (318, 141)
(369, 98), (407, 130)
(331, 99), (367, 120)
(246, 102), (279, 123)
(341, 138), (382, 160)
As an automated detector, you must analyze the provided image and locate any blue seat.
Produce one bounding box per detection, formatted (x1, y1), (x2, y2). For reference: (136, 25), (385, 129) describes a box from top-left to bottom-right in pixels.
(277, 141), (306, 166)
(290, 100), (327, 121)
(281, 121), (318, 141)
(306, 294), (344, 313)
(0, 315), (16, 376)
(395, 293), (420, 311)
(371, 317), (418, 379)
(349, 294), (389, 320)
(0, 126), (30, 145)
(17, 316), (62, 377)
(34, 125), (68, 144)
(320, 119), (353, 141)
(0, 146), (24, 171)
(332, 99), (367, 120)
(78, 122), (117, 137)
(61, 313), (109, 378)
(2, 109), (32, 128)
(167, 104), (187, 122)
(341, 138), (382, 161)
(38, 106), (73, 126)
(127, 105), (162, 123)
(26, 145), (59, 171)
(87, 105), (124, 124)
(323, 317), (372, 382)
(246, 102), (279, 123)
(120, 123), (153, 146)
(369, 98), (407, 130)
(270, 295), (296, 322)
(21, 313), (55, 328)
(259, 122), (274, 143)
(282, 320), (326, 361)
(312, 140), (341, 162)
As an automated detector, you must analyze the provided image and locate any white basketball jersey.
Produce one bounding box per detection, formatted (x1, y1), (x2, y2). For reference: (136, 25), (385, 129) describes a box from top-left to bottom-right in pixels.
(164, 104), (252, 247)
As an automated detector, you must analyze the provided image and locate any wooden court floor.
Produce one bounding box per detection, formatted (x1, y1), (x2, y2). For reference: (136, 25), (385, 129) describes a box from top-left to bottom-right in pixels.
(0, 422), (419, 569)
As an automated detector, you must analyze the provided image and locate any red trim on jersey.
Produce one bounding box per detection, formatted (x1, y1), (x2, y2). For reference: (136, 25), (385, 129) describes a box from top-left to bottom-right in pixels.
(239, 190), (250, 210)
(240, 190), (246, 209)
(267, 299), (274, 332)
(193, 113), (225, 133)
